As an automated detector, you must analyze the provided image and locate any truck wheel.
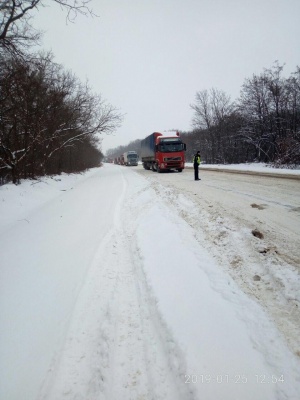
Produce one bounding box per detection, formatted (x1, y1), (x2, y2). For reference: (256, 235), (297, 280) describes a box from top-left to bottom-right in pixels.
(157, 164), (161, 173)
(177, 169), (182, 172)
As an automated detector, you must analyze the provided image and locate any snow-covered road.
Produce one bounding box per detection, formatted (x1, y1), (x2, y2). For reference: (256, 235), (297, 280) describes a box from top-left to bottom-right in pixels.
(136, 165), (300, 358)
(1, 164), (300, 400)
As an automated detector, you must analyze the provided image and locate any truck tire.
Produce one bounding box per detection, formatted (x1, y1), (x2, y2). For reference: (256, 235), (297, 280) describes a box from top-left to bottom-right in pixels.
(177, 169), (182, 172)
(157, 164), (161, 173)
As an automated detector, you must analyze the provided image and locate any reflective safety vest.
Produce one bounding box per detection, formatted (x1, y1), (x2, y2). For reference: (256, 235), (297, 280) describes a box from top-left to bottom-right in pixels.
(193, 155), (201, 165)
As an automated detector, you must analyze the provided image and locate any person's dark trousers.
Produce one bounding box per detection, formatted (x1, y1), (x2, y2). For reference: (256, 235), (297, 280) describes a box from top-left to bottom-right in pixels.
(194, 165), (199, 180)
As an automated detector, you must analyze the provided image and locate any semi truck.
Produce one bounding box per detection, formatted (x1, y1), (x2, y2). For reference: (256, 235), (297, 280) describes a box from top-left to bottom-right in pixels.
(119, 155), (125, 165)
(123, 151), (138, 166)
(141, 132), (186, 172)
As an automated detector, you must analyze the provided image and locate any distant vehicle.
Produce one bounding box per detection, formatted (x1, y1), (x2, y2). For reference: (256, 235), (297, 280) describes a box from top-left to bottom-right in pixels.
(119, 155), (125, 165)
(113, 156), (123, 165)
(141, 132), (186, 172)
(123, 151), (138, 166)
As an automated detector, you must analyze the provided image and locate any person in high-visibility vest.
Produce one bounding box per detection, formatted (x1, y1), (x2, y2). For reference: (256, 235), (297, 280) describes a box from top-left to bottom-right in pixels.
(193, 151), (201, 180)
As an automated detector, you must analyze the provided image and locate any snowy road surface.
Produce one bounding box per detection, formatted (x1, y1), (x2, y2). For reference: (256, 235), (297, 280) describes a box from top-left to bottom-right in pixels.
(136, 165), (300, 357)
(0, 164), (300, 400)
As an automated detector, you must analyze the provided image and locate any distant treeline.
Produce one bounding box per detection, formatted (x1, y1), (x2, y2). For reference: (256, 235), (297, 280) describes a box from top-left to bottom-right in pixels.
(0, 1), (122, 185)
(107, 62), (300, 167)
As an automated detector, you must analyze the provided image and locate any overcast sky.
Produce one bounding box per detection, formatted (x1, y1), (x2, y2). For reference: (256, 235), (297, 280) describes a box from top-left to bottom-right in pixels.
(33, 0), (300, 153)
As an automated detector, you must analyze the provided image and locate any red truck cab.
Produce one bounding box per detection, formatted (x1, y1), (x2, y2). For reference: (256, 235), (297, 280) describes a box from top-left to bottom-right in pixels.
(141, 132), (186, 172)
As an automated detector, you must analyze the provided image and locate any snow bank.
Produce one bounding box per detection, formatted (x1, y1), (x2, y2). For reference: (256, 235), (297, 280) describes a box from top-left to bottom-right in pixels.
(185, 162), (300, 175)
(0, 167), (125, 400)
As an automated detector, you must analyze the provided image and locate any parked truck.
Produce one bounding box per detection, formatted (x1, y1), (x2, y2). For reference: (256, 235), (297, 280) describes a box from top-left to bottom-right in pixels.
(119, 155), (125, 165)
(141, 132), (186, 172)
(123, 151), (138, 166)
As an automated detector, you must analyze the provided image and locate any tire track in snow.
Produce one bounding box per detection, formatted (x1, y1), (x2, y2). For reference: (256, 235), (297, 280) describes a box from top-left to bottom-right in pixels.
(39, 167), (195, 400)
(102, 230), (194, 400)
(144, 176), (300, 360)
(103, 169), (195, 400)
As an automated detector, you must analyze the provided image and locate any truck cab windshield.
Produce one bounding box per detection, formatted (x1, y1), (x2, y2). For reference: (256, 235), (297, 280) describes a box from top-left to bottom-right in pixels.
(158, 140), (184, 152)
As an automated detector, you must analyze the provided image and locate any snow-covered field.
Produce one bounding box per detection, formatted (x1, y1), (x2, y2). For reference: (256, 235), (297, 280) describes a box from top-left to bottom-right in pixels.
(0, 163), (300, 400)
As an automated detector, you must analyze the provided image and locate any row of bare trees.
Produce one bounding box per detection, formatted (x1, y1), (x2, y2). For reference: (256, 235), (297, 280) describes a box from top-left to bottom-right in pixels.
(1, 1), (122, 184)
(0, 54), (122, 183)
(188, 62), (300, 165)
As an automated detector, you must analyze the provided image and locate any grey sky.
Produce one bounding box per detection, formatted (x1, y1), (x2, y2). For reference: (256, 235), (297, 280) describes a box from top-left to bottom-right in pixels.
(33, 0), (300, 153)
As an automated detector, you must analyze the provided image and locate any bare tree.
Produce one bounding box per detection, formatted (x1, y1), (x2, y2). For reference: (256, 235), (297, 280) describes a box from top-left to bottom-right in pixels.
(0, 0), (95, 57)
(191, 89), (213, 130)
(190, 88), (236, 163)
(237, 62), (300, 163)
